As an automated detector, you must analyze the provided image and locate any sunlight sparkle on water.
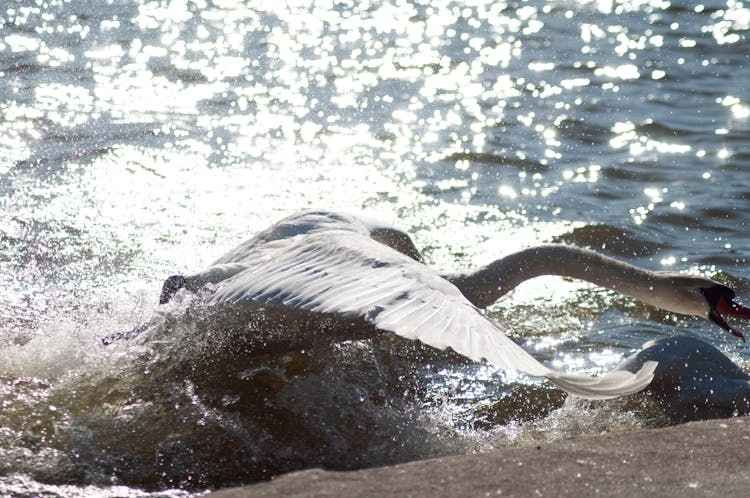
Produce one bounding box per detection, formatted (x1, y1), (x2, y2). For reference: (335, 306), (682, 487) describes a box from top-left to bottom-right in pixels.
(721, 96), (750, 120)
(3, 0), (750, 492)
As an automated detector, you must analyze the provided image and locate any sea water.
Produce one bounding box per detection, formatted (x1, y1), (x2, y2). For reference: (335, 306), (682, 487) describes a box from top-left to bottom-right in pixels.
(1, 0), (749, 495)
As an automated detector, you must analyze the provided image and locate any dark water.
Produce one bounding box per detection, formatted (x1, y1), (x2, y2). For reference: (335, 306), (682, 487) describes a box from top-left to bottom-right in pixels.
(1, 0), (749, 495)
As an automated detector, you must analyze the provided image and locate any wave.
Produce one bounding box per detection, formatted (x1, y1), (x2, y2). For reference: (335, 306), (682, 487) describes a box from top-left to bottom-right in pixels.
(551, 224), (665, 257)
(0, 298), (487, 490)
(0, 289), (666, 491)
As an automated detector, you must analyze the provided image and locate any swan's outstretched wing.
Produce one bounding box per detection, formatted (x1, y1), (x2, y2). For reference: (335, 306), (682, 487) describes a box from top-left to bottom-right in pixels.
(209, 231), (655, 399)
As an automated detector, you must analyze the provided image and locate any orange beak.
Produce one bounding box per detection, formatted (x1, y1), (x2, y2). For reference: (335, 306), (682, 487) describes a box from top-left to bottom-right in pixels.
(709, 293), (750, 342)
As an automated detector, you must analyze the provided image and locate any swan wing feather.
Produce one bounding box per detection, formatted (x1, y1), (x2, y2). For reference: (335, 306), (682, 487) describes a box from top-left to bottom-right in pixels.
(208, 231), (654, 399)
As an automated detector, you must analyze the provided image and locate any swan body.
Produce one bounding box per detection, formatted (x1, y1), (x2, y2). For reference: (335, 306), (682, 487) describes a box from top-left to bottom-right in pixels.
(617, 336), (750, 420)
(155, 210), (750, 400)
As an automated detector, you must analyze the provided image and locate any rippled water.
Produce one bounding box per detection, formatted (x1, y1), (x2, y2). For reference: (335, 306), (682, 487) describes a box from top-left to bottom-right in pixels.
(1, 0), (749, 495)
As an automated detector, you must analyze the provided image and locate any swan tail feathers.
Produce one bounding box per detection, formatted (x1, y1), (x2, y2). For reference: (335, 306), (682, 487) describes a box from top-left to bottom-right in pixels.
(544, 360), (657, 400)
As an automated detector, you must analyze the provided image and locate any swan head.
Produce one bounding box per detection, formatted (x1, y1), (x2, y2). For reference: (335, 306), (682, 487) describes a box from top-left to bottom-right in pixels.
(659, 276), (750, 341)
(647, 275), (750, 341)
(700, 284), (750, 341)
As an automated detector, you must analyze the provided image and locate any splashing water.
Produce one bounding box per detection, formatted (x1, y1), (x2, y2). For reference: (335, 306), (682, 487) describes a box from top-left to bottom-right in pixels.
(2, 0), (750, 494)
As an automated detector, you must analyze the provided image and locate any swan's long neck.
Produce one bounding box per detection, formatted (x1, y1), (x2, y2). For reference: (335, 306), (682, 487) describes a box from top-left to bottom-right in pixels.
(447, 245), (659, 309)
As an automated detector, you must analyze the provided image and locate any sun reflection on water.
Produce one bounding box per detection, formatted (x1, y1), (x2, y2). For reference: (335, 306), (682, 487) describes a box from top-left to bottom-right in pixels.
(2, 0), (748, 349)
(2, 0), (750, 492)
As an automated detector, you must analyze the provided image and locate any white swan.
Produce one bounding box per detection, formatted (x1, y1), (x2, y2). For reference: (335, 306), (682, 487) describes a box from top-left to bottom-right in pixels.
(617, 336), (750, 420)
(155, 210), (750, 399)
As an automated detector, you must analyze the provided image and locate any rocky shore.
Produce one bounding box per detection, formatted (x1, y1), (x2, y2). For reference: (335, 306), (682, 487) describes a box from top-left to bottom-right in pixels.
(209, 416), (750, 497)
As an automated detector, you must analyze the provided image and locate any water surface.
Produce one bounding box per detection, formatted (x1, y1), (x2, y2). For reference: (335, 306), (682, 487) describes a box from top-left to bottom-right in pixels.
(1, 0), (749, 495)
